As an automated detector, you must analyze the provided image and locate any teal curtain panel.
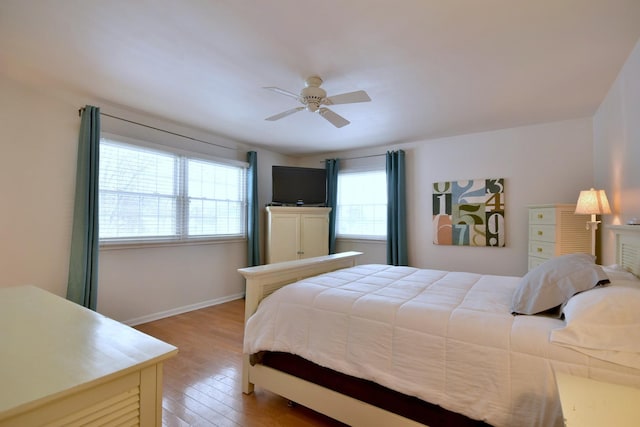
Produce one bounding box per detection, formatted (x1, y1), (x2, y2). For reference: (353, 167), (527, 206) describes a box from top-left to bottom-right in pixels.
(247, 151), (260, 266)
(67, 105), (100, 310)
(325, 158), (340, 254)
(386, 150), (408, 266)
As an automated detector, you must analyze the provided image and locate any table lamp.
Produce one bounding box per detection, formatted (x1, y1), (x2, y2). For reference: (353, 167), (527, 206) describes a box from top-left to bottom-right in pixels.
(574, 188), (611, 256)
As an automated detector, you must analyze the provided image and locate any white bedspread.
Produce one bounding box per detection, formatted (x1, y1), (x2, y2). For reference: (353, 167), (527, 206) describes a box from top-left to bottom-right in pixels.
(244, 264), (640, 427)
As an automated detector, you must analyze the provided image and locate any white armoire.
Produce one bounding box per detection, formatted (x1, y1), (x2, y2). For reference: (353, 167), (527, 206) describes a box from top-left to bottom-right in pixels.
(265, 206), (331, 264)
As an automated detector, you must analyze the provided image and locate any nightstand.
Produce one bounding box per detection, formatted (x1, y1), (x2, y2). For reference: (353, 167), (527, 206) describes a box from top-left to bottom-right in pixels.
(556, 372), (640, 426)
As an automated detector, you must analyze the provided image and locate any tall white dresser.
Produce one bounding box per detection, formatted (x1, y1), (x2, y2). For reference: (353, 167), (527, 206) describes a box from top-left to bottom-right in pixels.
(528, 204), (592, 270)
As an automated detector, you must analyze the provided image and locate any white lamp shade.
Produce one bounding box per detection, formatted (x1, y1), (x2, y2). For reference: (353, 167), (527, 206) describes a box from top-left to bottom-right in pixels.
(575, 188), (612, 215)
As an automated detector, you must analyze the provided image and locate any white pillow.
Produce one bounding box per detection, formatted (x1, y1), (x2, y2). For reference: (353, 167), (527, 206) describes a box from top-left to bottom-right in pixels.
(511, 253), (609, 316)
(550, 286), (640, 369)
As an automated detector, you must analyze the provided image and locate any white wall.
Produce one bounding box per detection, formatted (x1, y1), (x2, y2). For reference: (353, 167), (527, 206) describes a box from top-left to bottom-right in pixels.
(594, 38), (640, 265)
(0, 73), (291, 323)
(302, 118), (594, 276)
(0, 74), (78, 297)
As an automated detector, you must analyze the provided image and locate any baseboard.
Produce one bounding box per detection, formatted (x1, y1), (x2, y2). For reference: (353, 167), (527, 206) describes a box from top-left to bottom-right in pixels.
(123, 293), (244, 326)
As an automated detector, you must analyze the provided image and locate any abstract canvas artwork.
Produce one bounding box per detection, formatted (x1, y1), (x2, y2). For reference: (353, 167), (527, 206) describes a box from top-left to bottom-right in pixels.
(432, 178), (505, 247)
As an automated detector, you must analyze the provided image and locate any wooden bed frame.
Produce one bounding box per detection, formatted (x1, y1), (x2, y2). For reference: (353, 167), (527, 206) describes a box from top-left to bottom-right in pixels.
(611, 225), (640, 277)
(239, 251), (423, 426)
(237, 227), (640, 426)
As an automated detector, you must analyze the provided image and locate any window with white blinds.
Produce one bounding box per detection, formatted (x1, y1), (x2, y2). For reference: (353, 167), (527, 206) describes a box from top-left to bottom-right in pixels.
(99, 137), (246, 243)
(336, 170), (387, 238)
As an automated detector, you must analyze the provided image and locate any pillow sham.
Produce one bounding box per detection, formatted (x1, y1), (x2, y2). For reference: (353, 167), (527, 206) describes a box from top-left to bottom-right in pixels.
(550, 286), (640, 369)
(511, 253), (609, 316)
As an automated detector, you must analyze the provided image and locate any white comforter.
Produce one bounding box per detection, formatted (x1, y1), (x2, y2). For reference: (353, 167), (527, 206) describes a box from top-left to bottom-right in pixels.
(243, 264), (637, 427)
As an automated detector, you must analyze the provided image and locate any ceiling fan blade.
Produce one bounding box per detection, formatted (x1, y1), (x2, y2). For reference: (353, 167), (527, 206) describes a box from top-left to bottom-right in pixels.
(263, 86), (300, 100)
(318, 108), (350, 128)
(324, 90), (371, 105)
(265, 106), (304, 121)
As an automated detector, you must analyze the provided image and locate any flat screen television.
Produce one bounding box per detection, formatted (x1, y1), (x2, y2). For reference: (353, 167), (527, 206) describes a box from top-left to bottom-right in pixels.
(272, 166), (327, 206)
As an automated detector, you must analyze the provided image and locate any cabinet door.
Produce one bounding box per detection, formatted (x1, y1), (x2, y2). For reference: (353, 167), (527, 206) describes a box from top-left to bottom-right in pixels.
(300, 215), (329, 259)
(268, 214), (301, 263)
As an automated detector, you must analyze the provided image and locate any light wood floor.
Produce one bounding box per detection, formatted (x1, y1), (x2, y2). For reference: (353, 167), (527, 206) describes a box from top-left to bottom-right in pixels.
(135, 299), (346, 427)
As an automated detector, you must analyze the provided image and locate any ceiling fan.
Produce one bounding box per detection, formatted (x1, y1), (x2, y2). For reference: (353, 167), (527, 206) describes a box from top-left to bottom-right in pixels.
(263, 76), (371, 128)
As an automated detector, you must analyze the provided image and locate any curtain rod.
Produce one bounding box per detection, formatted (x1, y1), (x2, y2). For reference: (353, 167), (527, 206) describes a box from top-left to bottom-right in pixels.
(78, 108), (237, 151)
(321, 153), (386, 162)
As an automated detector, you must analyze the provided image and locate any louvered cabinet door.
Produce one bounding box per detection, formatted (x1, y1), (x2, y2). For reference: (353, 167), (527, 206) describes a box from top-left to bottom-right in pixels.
(0, 364), (164, 427)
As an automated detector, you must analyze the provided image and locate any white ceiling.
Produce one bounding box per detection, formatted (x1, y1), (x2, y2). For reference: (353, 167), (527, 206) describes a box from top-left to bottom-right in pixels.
(2, 1), (640, 156)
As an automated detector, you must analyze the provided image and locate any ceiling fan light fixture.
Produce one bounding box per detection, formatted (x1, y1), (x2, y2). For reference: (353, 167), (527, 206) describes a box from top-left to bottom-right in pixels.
(263, 75), (371, 128)
(300, 85), (326, 104)
(304, 76), (323, 88)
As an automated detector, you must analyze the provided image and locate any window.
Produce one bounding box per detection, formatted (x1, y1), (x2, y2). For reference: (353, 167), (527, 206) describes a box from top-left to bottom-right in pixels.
(336, 170), (387, 238)
(99, 136), (246, 243)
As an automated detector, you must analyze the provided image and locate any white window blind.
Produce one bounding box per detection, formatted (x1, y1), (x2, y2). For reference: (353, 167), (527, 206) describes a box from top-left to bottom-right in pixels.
(99, 137), (246, 242)
(187, 158), (245, 237)
(336, 170), (387, 238)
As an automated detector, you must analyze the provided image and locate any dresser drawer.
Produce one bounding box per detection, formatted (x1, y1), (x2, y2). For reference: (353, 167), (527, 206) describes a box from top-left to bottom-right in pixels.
(529, 207), (556, 225)
(529, 224), (556, 243)
(528, 256), (549, 271)
(529, 240), (555, 258)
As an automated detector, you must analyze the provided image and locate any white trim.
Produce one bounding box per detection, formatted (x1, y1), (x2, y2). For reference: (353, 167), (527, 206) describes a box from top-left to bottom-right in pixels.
(123, 293), (244, 326)
(606, 224), (640, 232)
(99, 236), (246, 251)
(336, 236), (387, 242)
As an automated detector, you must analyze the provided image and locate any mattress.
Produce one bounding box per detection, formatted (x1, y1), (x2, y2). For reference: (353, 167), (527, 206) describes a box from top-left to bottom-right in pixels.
(244, 264), (640, 427)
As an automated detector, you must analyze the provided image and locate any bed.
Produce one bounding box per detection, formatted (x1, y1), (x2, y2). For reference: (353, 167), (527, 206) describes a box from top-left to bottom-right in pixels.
(238, 228), (640, 426)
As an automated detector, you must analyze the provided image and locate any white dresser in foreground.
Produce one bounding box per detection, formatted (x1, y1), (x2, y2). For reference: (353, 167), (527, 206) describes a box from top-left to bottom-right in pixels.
(528, 204), (592, 270)
(0, 286), (177, 427)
